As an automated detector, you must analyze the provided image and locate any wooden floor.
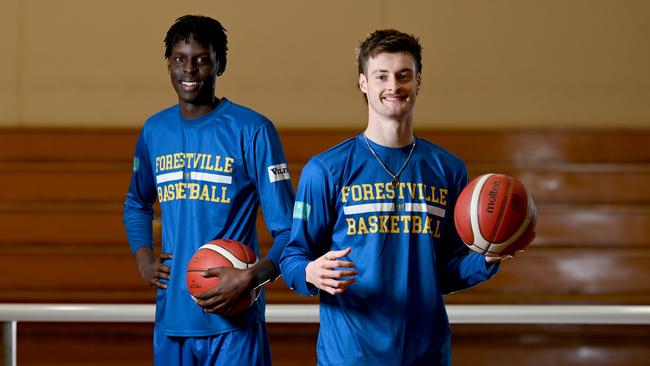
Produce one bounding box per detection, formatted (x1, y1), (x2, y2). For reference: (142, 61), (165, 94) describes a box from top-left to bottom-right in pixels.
(10, 323), (318, 366)
(1, 128), (650, 365)
(7, 323), (650, 366)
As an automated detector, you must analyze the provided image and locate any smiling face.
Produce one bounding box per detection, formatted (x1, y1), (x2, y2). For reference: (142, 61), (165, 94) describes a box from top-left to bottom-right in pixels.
(167, 35), (219, 115)
(359, 52), (421, 123)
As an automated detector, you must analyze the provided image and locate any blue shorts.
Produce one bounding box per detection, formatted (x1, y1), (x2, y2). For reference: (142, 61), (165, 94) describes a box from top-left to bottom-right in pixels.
(154, 321), (272, 366)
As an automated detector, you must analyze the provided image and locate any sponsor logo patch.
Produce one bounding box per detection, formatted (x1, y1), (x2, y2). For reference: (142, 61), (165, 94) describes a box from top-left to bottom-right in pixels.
(267, 163), (290, 183)
(133, 157), (140, 173)
(293, 201), (311, 220)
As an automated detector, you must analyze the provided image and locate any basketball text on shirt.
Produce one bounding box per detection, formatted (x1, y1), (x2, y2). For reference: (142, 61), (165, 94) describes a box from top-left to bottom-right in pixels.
(341, 181), (448, 238)
(154, 152), (234, 203)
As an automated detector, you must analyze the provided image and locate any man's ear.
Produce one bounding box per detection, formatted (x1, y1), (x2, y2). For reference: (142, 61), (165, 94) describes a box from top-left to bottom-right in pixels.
(215, 60), (222, 76)
(359, 73), (368, 93)
(416, 72), (422, 93)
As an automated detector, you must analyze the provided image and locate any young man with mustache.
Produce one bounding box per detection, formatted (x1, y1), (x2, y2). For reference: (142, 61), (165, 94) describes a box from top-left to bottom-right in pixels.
(281, 29), (505, 366)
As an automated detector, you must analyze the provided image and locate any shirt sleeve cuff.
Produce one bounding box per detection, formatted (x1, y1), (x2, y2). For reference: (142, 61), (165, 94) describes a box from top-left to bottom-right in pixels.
(286, 260), (319, 296)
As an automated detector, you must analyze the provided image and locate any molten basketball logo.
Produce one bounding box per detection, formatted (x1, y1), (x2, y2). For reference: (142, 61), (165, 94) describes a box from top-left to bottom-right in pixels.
(486, 180), (501, 214)
(454, 174), (536, 257)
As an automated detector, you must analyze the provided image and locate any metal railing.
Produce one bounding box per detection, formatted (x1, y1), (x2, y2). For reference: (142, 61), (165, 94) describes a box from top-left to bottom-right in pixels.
(2, 304), (650, 366)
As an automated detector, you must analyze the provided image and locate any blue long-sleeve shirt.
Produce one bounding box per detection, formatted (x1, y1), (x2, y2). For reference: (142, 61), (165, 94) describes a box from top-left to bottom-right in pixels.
(124, 98), (294, 336)
(281, 135), (498, 365)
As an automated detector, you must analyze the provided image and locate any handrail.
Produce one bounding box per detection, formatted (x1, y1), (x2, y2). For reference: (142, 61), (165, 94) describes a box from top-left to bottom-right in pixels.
(2, 304), (650, 366)
(1, 304), (650, 324)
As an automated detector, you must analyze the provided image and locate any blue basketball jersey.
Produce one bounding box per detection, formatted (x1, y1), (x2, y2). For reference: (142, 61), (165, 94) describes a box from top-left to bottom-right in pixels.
(281, 134), (499, 365)
(124, 98), (294, 336)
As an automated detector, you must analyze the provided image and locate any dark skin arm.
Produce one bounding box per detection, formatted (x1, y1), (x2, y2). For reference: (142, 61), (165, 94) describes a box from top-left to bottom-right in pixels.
(134, 247), (172, 289)
(193, 257), (277, 316)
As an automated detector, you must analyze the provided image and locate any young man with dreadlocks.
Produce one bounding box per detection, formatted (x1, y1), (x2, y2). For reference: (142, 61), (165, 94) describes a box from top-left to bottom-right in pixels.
(280, 29), (521, 366)
(123, 15), (294, 365)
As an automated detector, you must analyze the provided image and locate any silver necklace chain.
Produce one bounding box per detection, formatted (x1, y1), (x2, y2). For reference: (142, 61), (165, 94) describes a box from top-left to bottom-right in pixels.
(363, 134), (416, 187)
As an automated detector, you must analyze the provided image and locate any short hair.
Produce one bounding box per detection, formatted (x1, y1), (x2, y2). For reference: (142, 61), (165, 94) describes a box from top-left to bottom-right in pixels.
(164, 15), (228, 76)
(356, 29), (422, 76)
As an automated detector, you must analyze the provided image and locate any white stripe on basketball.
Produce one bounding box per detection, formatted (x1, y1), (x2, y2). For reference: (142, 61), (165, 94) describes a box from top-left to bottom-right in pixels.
(199, 243), (258, 269)
(469, 174), (493, 252)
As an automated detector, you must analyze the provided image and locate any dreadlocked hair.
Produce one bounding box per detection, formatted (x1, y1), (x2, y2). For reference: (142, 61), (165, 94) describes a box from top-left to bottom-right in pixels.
(164, 15), (228, 75)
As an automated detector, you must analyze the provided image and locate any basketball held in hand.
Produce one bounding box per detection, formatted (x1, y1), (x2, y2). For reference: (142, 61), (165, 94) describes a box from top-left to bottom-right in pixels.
(454, 173), (536, 257)
(186, 239), (259, 313)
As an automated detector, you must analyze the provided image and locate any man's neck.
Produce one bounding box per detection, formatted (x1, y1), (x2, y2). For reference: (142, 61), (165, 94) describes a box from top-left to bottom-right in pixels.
(364, 114), (414, 147)
(179, 98), (221, 120)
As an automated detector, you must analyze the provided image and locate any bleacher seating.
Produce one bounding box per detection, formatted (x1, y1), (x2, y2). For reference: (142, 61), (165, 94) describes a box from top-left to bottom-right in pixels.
(1, 128), (649, 365)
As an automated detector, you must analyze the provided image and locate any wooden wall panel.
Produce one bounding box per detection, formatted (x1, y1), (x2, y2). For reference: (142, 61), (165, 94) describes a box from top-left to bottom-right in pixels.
(451, 324), (650, 366)
(2, 129), (650, 163)
(447, 250), (650, 304)
(3, 204), (648, 249)
(492, 167), (650, 205)
(0, 129), (137, 161)
(1, 128), (649, 366)
(414, 130), (650, 164)
(1, 128), (649, 305)
(4, 164), (649, 205)
(0, 168), (131, 202)
(289, 164), (650, 205)
(533, 204), (650, 248)
(3, 245), (649, 304)
(0, 210), (125, 245)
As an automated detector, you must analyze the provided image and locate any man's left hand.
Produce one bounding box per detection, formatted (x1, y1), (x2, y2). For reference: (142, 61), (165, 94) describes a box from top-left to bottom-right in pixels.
(193, 267), (255, 316)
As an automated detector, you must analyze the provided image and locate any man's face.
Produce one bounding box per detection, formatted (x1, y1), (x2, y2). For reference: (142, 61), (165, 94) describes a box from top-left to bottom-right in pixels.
(167, 35), (219, 106)
(359, 52), (421, 121)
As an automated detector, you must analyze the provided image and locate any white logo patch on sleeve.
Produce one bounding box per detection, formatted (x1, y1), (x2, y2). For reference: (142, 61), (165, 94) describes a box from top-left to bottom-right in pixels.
(267, 163), (291, 183)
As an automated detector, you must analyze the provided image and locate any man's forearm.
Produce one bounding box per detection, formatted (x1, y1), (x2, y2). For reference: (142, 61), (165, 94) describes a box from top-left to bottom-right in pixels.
(134, 246), (155, 278)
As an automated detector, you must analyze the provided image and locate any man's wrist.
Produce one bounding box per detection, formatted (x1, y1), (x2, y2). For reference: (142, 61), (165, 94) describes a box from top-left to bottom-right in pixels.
(251, 258), (278, 288)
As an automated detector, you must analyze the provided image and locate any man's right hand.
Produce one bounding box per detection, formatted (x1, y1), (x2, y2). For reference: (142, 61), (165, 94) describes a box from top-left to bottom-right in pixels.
(134, 247), (172, 289)
(305, 247), (357, 295)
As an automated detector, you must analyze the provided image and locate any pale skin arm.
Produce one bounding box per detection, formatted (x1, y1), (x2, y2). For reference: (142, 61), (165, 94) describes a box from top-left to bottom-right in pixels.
(485, 256), (503, 264)
(484, 230), (536, 264)
(305, 247), (358, 295)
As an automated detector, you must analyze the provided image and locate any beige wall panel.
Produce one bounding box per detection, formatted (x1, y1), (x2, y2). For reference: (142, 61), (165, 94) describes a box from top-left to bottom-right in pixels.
(386, 0), (650, 128)
(209, 1), (381, 129)
(12, 0), (650, 128)
(21, 0), (175, 127)
(0, 0), (19, 125)
(19, 0), (381, 128)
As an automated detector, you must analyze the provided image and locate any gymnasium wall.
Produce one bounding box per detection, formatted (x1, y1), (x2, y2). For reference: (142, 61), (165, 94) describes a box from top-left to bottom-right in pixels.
(1, 128), (649, 366)
(1, 0), (649, 129)
(1, 1), (649, 365)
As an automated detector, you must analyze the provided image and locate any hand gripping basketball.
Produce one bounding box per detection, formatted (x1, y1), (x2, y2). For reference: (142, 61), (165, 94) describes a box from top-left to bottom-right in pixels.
(186, 239), (260, 315)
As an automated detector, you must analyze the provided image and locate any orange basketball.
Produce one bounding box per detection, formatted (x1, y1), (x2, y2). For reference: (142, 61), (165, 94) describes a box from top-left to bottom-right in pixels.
(186, 238), (259, 314)
(454, 173), (536, 257)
